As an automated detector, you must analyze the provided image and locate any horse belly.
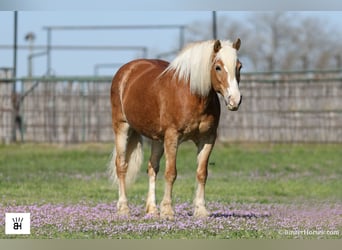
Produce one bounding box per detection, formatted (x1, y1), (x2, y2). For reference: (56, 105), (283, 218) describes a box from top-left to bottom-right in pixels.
(126, 112), (163, 140)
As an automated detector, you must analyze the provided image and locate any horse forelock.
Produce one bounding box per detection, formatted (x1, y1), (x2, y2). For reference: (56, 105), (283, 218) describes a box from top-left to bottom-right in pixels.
(163, 40), (237, 96)
(215, 42), (238, 79)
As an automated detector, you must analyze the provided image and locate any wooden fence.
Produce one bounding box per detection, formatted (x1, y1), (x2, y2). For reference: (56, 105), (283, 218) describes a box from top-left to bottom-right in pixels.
(1, 70), (342, 143)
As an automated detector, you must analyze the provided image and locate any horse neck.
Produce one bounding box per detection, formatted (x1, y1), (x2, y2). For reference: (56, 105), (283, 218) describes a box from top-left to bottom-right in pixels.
(194, 88), (220, 113)
(164, 70), (220, 112)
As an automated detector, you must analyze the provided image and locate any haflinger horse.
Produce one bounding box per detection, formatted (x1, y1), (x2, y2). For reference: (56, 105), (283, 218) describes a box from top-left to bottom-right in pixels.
(110, 39), (242, 220)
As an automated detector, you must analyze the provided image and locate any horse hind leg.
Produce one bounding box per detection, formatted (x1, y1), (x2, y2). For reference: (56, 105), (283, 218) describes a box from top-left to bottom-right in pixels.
(112, 123), (130, 216)
(146, 140), (164, 216)
(111, 123), (143, 216)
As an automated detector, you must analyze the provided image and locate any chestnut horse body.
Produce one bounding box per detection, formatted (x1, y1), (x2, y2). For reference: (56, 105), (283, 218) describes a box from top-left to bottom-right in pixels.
(110, 39), (242, 219)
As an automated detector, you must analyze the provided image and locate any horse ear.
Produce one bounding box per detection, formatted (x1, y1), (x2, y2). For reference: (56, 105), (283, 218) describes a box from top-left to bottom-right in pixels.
(233, 38), (241, 51)
(213, 40), (221, 53)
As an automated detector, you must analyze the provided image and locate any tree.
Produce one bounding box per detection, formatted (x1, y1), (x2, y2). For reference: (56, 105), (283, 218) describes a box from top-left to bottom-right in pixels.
(186, 12), (342, 72)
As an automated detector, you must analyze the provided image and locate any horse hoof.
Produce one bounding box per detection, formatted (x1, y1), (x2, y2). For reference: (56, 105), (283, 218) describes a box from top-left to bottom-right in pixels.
(117, 204), (130, 217)
(145, 212), (159, 219)
(117, 210), (130, 217)
(160, 201), (175, 220)
(146, 205), (159, 217)
(194, 208), (209, 218)
(160, 212), (175, 221)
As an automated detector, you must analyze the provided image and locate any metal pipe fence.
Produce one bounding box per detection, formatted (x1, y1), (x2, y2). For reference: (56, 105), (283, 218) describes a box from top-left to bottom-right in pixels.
(1, 76), (112, 143)
(1, 70), (342, 144)
(219, 69), (342, 143)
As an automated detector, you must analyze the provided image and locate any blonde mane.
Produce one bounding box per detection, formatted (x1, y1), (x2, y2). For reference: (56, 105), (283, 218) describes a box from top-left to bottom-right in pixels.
(163, 40), (238, 96)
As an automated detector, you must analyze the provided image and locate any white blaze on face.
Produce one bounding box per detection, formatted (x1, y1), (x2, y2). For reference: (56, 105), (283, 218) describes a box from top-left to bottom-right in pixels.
(218, 43), (241, 109)
(227, 75), (241, 108)
(222, 64), (241, 109)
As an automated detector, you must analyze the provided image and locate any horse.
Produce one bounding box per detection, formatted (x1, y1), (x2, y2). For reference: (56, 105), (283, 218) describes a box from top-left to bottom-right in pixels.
(109, 39), (242, 220)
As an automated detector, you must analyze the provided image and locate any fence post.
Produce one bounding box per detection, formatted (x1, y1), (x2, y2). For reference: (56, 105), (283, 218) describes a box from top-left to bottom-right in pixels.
(11, 11), (18, 143)
(81, 81), (86, 142)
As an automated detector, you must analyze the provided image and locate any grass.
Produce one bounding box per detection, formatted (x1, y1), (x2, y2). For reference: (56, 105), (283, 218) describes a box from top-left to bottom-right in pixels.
(0, 142), (341, 239)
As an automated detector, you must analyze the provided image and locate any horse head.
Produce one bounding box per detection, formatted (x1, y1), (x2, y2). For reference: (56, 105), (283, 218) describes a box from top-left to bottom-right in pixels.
(211, 38), (242, 111)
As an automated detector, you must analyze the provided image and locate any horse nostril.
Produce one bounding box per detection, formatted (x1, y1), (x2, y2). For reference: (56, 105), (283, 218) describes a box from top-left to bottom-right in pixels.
(238, 95), (243, 106)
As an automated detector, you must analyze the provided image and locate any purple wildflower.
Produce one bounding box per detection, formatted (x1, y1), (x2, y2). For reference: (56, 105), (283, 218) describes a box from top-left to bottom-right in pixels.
(0, 202), (341, 238)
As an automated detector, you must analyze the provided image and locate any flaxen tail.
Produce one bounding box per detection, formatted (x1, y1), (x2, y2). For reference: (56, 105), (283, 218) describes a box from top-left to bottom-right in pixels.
(108, 132), (143, 187)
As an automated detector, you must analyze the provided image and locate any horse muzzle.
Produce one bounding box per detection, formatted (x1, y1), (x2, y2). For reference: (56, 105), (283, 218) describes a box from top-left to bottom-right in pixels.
(225, 95), (242, 111)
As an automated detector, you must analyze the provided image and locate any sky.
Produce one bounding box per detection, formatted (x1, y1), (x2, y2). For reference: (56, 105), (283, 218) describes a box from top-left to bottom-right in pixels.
(1, 0), (342, 11)
(1, 11), (342, 77)
(0, 11), (245, 77)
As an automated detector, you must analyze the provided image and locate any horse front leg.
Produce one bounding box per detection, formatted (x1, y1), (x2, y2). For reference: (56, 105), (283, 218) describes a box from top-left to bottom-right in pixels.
(160, 129), (178, 220)
(194, 136), (216, 218)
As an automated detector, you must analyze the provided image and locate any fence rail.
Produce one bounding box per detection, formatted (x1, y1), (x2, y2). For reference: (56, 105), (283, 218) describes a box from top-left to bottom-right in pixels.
(1, 69), (342, 143)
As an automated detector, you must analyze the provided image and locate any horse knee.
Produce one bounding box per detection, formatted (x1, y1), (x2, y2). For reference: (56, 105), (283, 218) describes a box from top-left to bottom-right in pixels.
(165, 169), (177, 184)
(116, 156), (128, 177)
(147, 161), (159, 177)
(196, 168), (208, 184)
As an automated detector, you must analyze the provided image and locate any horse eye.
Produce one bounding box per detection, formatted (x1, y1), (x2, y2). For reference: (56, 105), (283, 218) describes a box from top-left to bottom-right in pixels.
(215, 66), (221, 71)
